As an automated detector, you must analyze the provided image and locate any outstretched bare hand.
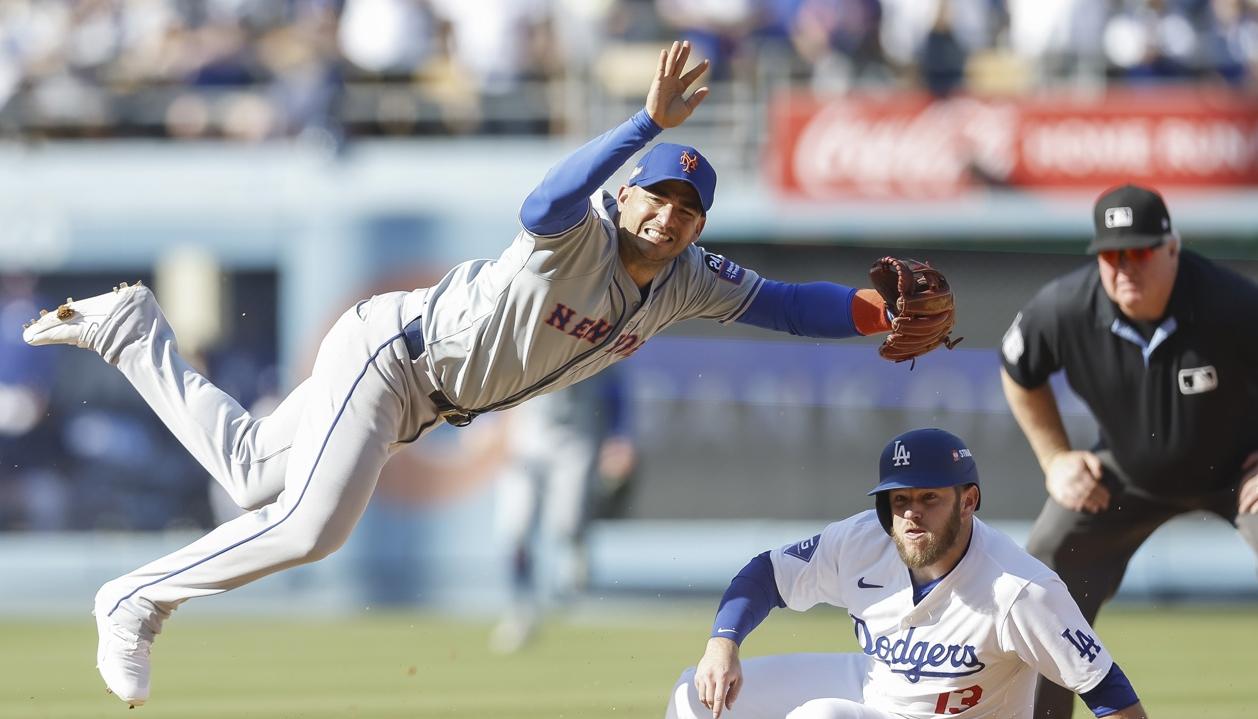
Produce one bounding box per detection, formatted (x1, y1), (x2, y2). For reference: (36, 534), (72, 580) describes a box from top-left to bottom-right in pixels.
(645, 40), (710, 129)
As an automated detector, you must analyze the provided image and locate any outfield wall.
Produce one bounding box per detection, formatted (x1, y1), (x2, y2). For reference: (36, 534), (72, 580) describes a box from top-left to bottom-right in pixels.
(1, 515), (1254, 617)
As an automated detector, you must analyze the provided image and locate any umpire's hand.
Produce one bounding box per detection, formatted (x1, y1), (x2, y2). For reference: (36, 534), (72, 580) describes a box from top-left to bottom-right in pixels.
(694, 637), (742, 718)
(645, 41), (710, 130)
(1045, 450), (1110, 514)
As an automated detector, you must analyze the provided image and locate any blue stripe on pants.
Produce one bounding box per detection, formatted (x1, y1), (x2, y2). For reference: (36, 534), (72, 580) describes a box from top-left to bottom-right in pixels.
(108, 332), (405, 617)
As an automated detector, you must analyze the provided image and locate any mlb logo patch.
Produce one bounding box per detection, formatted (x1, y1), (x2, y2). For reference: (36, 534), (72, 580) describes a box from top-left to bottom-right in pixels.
(1178, 365), (1218, 395)
(784, 534), (821, 563)
(1104, 206), (1133, 228)
(1002, 313), (1024, 364)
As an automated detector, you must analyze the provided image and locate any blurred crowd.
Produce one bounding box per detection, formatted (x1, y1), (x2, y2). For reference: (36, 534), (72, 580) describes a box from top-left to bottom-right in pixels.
(1, 0), (1256, 141)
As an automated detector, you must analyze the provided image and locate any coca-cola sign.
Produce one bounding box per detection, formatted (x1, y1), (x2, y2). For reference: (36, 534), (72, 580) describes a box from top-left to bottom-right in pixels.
(769, 91), (1258, 198)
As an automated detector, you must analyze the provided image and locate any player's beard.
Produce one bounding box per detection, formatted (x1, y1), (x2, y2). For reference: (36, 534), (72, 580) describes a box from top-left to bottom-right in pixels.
(892, 492), (962, 569)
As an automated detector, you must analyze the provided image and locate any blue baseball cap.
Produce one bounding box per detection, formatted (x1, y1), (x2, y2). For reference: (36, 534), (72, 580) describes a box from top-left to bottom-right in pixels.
(627, 142), (717, 213)
(869, 428), (980, 533)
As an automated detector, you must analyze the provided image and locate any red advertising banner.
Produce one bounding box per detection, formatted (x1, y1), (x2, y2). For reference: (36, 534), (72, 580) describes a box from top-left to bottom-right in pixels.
(768, 90), (1258, 198)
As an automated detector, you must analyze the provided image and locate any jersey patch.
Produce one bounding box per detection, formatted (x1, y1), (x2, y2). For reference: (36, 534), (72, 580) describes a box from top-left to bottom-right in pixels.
(704, 252), (746, 285)
(784, 534), (821, 563)
(1178, 365), (1218, 395)
(1103, 206), (1133, 228)
(1001, 312), (1025, 364)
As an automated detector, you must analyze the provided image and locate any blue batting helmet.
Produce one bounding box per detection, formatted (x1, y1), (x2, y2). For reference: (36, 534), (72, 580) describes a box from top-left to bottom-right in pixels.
(868, 428), (980, 534)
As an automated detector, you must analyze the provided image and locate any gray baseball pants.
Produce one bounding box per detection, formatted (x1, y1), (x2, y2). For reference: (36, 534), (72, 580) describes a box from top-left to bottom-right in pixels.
(1027, 452), (1258, 719)
(95, 291), (442, 637)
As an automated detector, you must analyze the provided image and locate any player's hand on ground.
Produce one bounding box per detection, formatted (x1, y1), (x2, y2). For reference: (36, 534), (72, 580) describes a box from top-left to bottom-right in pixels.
(645, 40), (709, 130)
(1045, 450), (1109, 513)
(1238, 451), (1258, 514)
(694, 637), (742, 718)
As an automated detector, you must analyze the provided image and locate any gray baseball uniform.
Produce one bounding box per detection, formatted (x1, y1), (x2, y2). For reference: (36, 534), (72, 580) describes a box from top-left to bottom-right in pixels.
(420, 189), (760, 412)
(95, 186), (763, 637)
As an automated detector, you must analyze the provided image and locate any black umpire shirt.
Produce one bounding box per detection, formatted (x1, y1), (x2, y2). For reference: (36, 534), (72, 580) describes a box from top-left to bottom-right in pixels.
(1001, 249), (1258, 498)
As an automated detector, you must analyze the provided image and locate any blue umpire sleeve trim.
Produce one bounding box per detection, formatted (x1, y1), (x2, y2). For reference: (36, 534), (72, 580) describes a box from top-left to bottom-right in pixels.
(710, 552), (786, 646)
(108, 332), (406, 618)
(1081, 662), (1140, 717)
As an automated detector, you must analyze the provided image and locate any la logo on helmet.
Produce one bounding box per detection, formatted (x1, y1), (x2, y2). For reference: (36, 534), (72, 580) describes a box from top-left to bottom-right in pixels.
(892, 440), (911, 467)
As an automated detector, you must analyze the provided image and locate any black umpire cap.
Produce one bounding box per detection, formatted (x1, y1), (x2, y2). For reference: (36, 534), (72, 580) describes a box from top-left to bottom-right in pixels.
(1087, 184), (1174, 254)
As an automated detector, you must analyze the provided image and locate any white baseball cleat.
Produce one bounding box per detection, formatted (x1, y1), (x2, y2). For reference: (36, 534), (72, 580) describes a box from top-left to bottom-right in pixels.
(21, 281), (156, 359)
(94, 595), (153, 708)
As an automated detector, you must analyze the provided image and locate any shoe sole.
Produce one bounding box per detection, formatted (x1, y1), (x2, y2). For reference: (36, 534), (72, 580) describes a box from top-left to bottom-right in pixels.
(22, 281), (143, 345)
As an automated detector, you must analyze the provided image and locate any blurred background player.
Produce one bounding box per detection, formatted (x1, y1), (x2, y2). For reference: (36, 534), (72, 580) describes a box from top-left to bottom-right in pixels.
(666, 428), (1149, 719)
(490, 365), (638, 653)
(1001, 184), (1258, 719)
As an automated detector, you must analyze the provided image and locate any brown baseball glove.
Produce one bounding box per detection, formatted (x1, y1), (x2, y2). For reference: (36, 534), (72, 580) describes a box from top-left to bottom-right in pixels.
(869, 257), (962, 364)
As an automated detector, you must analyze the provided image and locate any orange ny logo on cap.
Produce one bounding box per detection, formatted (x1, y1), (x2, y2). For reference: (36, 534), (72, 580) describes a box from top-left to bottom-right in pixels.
(679, 150), (699, 173)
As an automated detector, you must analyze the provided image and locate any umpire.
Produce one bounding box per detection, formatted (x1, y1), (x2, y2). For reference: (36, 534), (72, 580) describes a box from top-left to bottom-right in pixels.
(1000, 184), (1258, 719)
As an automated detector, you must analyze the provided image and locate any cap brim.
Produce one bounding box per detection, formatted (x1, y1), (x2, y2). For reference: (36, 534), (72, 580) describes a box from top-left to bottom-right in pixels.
(1086, 232), (1168, 254)
(630, 173), (708, 213)
(867, 473), (974, 495)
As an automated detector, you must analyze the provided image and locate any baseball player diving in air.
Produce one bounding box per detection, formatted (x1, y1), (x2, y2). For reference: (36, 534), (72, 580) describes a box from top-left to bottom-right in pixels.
(21, 41), (956, 707)
(666, 428), (1149, 719)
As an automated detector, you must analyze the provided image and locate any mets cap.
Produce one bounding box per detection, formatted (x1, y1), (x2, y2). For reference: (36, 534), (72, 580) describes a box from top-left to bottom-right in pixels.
(627, 142), (717, 213)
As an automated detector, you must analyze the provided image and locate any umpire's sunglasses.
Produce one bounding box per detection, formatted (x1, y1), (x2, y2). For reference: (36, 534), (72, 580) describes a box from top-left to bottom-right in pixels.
(1099, 243), (1162, 265)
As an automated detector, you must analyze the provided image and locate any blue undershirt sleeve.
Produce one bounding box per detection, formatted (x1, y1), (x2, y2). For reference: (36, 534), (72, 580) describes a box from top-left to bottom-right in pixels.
(1080, 663), (1140, 717)
(519, 110), (662, 236)
(734, 279), (859, 339)
(710, 552), (786, 646)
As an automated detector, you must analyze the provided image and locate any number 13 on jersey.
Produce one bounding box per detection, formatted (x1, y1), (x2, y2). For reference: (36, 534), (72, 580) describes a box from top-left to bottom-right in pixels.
(935, 684), (982, 714)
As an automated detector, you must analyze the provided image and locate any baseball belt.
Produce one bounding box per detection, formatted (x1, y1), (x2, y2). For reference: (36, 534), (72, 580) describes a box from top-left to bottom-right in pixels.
(402, 316), (477, 427)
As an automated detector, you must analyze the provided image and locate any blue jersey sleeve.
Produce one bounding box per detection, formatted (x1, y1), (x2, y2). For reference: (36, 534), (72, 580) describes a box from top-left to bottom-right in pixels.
(519, 110), (662, 236)
(1080, 662), (1140, 717)
(734, 280), (859, 339)
(710, 552), (786, 646)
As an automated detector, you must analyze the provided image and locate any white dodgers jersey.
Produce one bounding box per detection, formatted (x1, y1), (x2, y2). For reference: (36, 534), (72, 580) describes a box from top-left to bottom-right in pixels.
(771, 512), (1114, 718)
